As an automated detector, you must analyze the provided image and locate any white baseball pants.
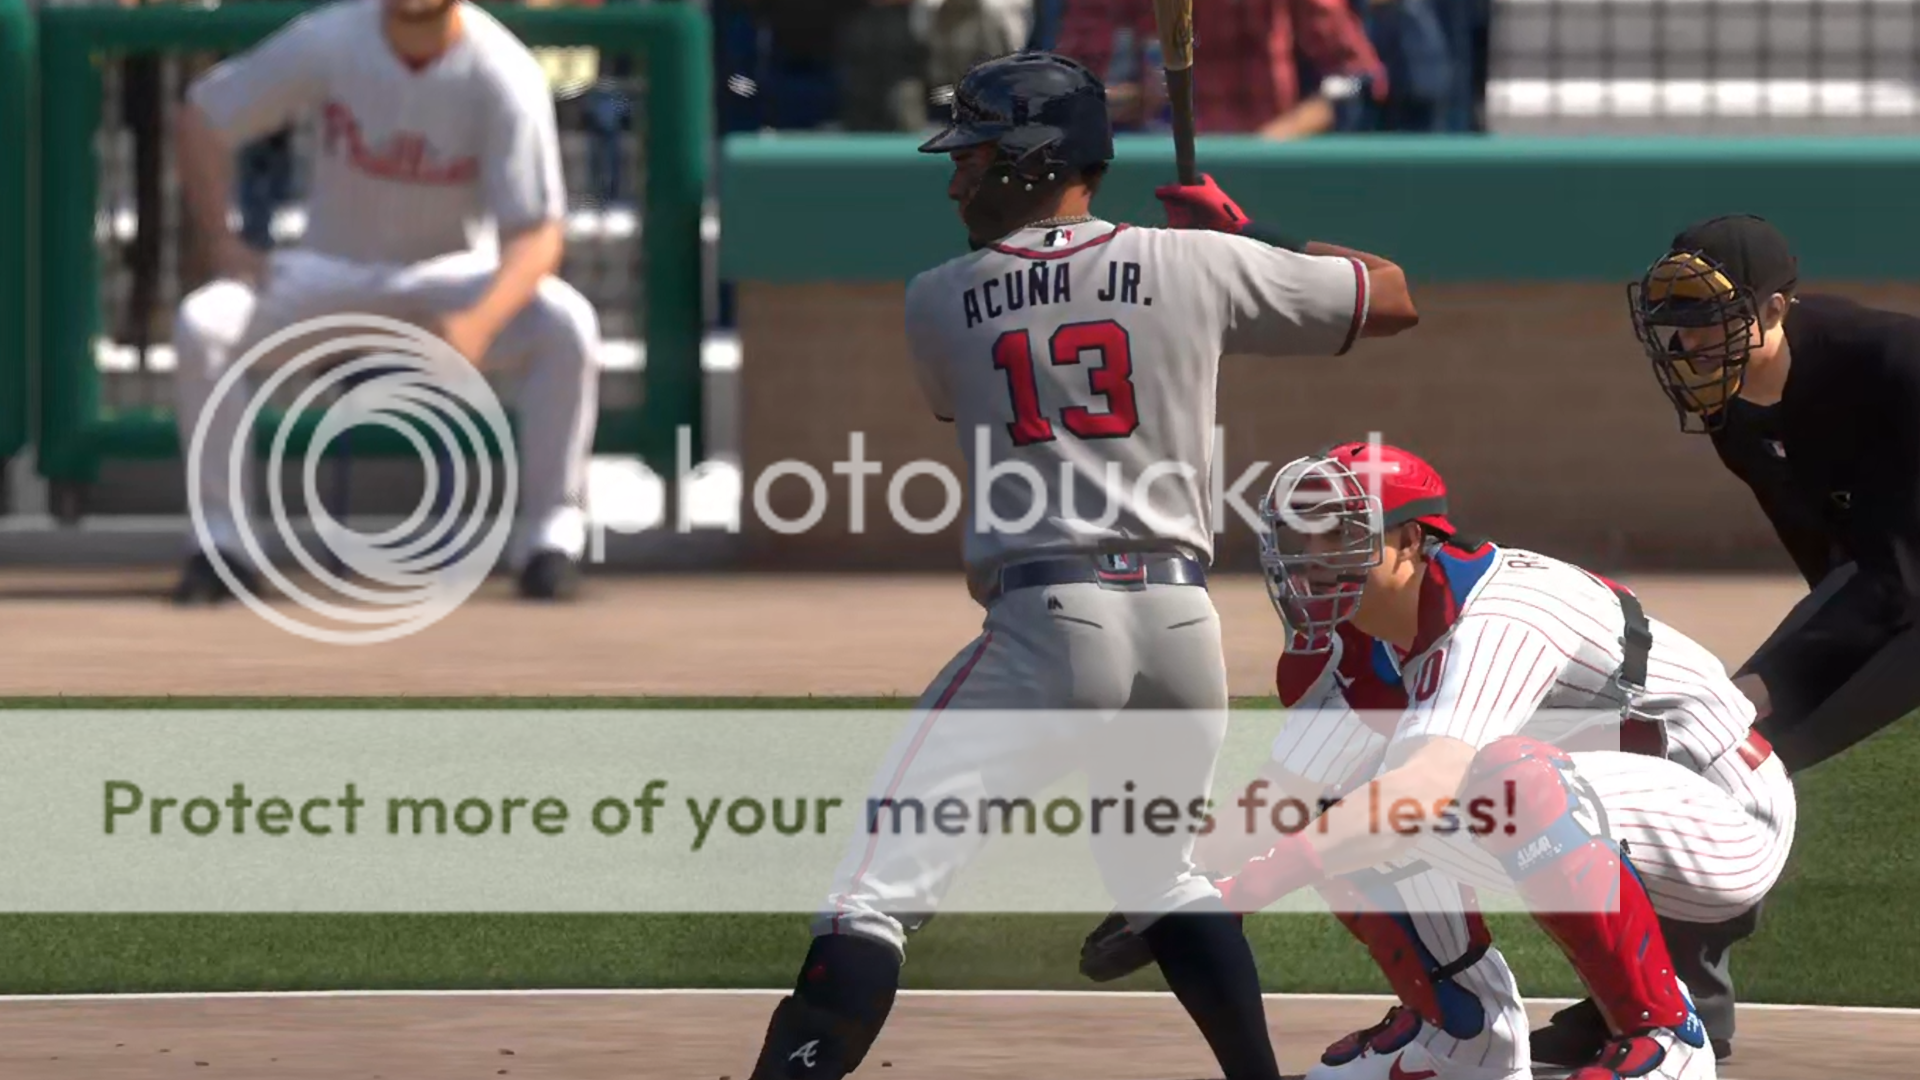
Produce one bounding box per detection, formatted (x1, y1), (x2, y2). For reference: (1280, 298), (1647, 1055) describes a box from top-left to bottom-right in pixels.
(171, 247), (601, 568)
(816, 579), (1232, 956)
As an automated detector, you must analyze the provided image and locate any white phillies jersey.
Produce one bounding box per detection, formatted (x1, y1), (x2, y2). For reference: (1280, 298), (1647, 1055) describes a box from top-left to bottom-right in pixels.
(1269, 541), (1758, 789)
(188, 0), (566, 266)
(904, 220), (1369, 574)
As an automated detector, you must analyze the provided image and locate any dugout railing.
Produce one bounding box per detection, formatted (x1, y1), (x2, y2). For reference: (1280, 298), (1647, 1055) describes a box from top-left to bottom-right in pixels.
(32, 2), (709, 522)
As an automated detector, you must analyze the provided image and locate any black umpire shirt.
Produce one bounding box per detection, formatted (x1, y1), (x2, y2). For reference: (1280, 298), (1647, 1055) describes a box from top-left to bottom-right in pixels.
(1709, 293), (1920, 723)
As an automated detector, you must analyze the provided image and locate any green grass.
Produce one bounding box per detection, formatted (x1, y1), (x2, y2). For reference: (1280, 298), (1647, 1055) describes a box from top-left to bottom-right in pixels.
(0, 696), (1908, 1005)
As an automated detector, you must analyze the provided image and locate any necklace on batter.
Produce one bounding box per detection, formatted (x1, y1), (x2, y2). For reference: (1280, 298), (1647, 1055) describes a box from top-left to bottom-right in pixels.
(1026, 213), (1096, 229)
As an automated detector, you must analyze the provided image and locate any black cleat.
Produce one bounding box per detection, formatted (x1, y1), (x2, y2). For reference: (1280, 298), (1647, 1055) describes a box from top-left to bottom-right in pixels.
(515, 550), (580, 601)
(1530, 997), (1731, 1074)
(171, 551), (263, 606)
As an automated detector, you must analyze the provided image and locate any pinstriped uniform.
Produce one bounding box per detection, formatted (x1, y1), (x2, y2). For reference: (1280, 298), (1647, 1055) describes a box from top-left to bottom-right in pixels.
(1270, 637), (1531, 1075)
(1267, 542), (1797, 1073)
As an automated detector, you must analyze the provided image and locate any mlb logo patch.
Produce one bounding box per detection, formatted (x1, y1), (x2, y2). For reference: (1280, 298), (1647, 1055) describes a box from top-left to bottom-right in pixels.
(1043, 228), (1074, 248)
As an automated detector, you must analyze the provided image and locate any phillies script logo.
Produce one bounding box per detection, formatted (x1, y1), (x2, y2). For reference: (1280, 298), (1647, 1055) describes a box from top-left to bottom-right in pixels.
(321, 101), (479, 185)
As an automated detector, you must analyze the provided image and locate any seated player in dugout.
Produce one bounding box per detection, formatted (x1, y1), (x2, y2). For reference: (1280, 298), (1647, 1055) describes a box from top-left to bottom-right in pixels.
(1522, 213), (1920, 1072)
(1075, 440), (1791, 1080)
(166, 0), (601, 605)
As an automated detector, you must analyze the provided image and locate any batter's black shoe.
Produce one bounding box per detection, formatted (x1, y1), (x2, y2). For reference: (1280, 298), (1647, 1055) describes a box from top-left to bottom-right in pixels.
(171, 551), (263, 606)
(516, 551), (580, 601)
(1530, 997), (1732, 1073)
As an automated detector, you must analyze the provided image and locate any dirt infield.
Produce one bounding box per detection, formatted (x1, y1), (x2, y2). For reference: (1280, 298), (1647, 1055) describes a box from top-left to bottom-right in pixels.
(0, 569), (1810, 697)
(0, 990), (1906, 1079)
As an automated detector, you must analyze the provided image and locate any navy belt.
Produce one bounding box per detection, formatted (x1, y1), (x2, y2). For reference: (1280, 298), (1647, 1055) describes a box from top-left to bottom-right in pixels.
(981, 553), (1209, 603)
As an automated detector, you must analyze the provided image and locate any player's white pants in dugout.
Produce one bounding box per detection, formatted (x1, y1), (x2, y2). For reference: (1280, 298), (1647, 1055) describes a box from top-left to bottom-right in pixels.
(171, 248), (601, 568)
(815, 579), (1231, 956)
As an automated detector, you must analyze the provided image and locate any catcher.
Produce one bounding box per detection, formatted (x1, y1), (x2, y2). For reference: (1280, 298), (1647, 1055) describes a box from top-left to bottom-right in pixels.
(1079, 440), (1794, 1080)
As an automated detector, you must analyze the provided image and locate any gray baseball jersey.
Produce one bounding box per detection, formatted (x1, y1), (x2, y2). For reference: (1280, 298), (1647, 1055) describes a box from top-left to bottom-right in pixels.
(904, 220), (1369, 574)
(187, 0), (567, 266)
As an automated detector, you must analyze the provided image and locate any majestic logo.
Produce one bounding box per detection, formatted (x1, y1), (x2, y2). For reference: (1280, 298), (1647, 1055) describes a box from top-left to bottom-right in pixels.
(321, 101), (479, 185)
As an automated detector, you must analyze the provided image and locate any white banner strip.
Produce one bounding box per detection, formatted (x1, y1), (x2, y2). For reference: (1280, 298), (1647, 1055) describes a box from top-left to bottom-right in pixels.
(0, 709), (1647, 915)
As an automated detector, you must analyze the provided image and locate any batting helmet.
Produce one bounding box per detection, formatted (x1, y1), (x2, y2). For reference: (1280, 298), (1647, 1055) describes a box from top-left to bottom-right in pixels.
(1257, 441), (1455, 652)
(1627, 214), (1798, 433)
(918, 51), (1115, 184)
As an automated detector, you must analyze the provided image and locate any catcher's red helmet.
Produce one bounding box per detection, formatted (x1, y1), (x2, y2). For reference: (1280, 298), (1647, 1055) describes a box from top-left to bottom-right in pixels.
(1257, 440), (1454, 651)
(1317, 440), (1455, 535)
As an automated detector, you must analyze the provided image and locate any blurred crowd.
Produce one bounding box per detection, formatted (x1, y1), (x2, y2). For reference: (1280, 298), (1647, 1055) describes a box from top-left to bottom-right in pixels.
(93, 0), (1493, 253)
(715, 0), (1490, 137)
(86, 0), (1489, 345)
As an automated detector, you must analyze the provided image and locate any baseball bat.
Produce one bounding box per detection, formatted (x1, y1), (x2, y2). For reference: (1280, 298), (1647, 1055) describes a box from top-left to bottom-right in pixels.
(1151, 0), (1199, 185)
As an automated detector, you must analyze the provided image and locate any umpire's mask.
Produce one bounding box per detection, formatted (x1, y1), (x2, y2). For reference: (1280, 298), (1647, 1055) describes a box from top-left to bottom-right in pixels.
(1628, 251), (1760, 433)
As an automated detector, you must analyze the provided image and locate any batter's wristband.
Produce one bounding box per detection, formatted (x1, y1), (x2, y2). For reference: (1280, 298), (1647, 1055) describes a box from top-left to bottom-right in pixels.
(1239, 220), (1310, 253)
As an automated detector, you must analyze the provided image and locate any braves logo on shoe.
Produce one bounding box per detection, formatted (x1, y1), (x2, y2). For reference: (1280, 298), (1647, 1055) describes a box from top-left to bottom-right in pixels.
(788, 1039), (821, 1070)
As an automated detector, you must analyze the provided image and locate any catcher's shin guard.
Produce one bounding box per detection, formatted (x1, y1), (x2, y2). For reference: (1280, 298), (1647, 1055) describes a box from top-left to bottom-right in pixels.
(1463, 737), (1690, 1037)
(750, 933), (901, 1079)
(1315, 876), (1491, 1045)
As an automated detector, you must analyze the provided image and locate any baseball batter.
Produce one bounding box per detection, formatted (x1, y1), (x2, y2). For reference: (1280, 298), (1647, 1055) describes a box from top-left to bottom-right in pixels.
(169, 0), (599, 604)
(1181, 442), (1793, 1080)
(746, 52), (1419, 1080)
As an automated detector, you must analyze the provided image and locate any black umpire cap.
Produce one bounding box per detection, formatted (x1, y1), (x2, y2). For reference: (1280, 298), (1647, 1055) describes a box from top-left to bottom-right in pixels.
(1668, 214), (1799, 300)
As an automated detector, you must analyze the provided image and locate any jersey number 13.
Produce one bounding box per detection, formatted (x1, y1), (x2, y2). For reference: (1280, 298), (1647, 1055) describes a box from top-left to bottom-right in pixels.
(991, 319), (1141, 446)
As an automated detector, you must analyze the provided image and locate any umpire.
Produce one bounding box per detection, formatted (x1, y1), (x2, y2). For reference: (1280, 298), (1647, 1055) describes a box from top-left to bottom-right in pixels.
(1533, 213), (1920, 1070)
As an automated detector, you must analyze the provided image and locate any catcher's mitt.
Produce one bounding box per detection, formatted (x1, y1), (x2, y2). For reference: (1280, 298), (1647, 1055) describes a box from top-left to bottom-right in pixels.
(1079, 910), (1154, 983)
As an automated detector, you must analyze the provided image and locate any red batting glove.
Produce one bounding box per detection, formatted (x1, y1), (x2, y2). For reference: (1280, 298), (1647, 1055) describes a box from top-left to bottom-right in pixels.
(1370, 66), (1392, 103)
(1154, 173), (1251, 233)
(1214, 830), (1326, 914)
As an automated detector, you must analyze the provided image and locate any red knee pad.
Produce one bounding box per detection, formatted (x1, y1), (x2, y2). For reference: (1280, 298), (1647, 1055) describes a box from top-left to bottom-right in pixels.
(1460, 736), (1690, 1037)
(1461, 736), (1582, 856)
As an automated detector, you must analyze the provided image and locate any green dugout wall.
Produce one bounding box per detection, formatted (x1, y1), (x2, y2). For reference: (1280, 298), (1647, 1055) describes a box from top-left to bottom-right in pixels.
(722, 134), (1917, 572)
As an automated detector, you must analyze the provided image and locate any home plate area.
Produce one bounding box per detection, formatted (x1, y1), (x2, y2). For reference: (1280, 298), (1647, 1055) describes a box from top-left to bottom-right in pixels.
(0, 990), (1904, 1080)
